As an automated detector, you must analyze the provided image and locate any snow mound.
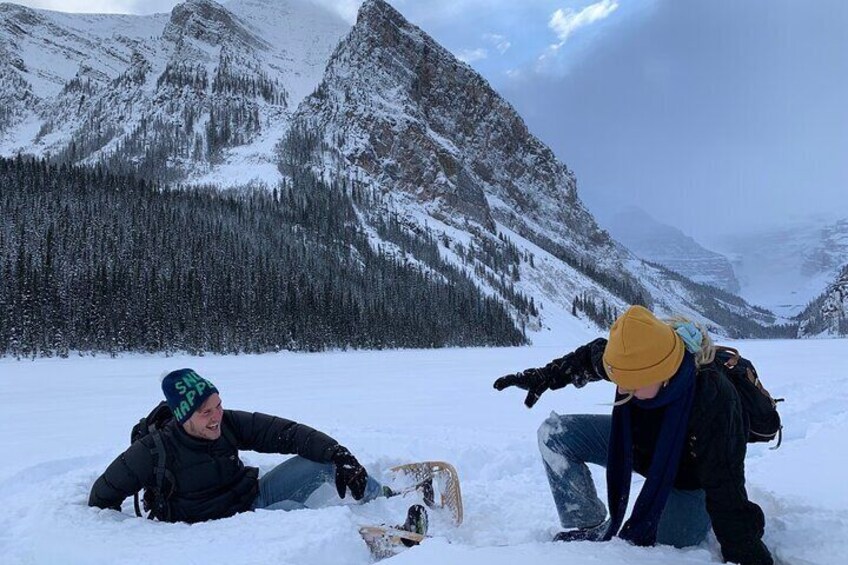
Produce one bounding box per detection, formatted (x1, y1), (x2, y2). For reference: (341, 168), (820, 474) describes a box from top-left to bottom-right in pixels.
(1, 340), (845, 564)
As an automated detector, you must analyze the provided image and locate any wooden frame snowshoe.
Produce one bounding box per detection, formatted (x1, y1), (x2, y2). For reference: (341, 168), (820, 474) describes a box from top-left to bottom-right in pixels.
(389, 461), (463, 526)
(359, 525), (425, 559)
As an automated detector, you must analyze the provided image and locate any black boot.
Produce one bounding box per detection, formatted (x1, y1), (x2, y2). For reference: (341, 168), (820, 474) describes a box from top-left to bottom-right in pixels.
(553, 519), (610, 542)
(400, 504), (429, 535)
(397, 504), (428, 547)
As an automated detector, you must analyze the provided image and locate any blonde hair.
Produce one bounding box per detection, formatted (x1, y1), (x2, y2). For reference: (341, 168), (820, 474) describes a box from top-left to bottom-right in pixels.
(664, 315), (716, 367)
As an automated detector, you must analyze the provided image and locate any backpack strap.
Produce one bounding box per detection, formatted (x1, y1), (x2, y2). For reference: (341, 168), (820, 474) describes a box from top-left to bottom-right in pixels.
(132, 415), (150, 518)
(131, 403), (177, 519)
(133, 430), (175, 521)
(149, 430), (173, 521)
(715, 345), (741, 369)
(135, 420), (236, 520)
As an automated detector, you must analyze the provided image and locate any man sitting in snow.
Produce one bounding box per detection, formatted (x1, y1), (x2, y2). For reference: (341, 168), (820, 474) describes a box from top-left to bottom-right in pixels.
(494, 306), (773, 565)
(89, 368), (384, 523)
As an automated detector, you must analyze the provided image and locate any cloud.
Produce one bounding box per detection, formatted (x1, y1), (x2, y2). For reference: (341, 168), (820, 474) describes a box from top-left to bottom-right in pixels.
(548, 0), (619, 47)
(456, 48), (488, 63)
(307, 0), (362, 23)
(454, 33), (513, 66)
(483, 33), (511, 54)
(504, 68), (524, 80)
(15, 0), (145, 13)
(505, 0), (848, 241)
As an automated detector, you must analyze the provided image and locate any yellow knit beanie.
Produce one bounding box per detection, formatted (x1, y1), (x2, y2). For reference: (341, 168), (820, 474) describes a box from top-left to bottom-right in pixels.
(602, 305), (684, 389)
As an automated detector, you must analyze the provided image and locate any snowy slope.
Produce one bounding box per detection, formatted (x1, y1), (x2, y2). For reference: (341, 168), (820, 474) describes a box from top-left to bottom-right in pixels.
(190, 0), (351, 186)
(0, 339), (845, 565)
(0, 3), (167, 99)
(0, 3), (168, 150)
(716, 219), (848, 317)
(223, 0), (349, 105)
(605, 206), (741, 294)
(0, 0), (349, 184)
(796, 263), (848, 336)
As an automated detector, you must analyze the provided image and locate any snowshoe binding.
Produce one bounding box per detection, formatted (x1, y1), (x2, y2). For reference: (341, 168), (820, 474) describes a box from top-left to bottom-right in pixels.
(359, 505), (429, 559)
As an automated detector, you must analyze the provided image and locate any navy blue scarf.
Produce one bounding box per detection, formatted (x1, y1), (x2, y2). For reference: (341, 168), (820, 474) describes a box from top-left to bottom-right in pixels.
(603, 351), (697, 546)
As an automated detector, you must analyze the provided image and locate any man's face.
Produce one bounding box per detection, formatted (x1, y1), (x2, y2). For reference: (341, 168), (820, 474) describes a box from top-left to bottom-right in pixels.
(183, 393), (223, 441)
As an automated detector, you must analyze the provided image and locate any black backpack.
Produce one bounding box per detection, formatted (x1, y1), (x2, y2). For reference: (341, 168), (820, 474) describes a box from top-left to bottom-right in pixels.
(130, 401), (177, 520)
(714, 346), (783, 448)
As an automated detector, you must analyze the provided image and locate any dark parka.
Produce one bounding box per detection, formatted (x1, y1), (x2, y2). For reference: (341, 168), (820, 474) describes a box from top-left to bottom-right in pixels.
(89, 410), (339, 523)
(541, 338), (773, 565)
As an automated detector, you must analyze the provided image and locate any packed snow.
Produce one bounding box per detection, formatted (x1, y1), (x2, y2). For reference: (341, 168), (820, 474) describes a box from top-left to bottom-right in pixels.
(1, 337), (846, 565)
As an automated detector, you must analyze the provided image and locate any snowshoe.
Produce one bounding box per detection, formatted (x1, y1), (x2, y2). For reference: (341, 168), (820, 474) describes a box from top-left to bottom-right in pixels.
(359, 505), (429, 559)
(388, 461), (463, 526)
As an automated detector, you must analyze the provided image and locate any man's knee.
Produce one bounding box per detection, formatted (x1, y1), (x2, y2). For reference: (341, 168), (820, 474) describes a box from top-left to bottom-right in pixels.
(538, 412), (562, 446)
(538, 412), (582, 460)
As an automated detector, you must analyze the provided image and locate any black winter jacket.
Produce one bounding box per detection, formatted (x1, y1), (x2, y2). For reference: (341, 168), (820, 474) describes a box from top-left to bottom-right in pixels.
(89, 410), (339, 523)
(539, 338), (773, 565)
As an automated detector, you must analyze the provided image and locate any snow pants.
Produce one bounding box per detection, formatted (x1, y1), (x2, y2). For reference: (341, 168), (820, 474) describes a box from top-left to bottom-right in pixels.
(538, 412), (712, 548)
(252, 456), (384, 511)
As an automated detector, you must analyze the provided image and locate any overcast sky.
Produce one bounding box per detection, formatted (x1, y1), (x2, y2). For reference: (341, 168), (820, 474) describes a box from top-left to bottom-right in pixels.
(14, 0), (848, 241)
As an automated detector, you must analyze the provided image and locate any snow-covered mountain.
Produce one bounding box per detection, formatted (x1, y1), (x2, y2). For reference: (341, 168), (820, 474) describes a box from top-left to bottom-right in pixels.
(603, 206), (740, 294)
(796, 263), (848, 336)
(0, 0), (784, 339)
(283, 0), (780, 337)
(715, 219), (848, 318)
(291, 0), (632, 327)
(0, 0), (348, 181)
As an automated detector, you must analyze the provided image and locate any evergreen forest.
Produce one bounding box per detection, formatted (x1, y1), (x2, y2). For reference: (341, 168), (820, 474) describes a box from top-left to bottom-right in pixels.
(0, 156), (526, 358)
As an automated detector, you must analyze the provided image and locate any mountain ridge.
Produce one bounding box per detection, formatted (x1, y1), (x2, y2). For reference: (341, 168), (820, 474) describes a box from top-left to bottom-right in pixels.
(604, 206), (741, 294)
(0, 0), (790, 342)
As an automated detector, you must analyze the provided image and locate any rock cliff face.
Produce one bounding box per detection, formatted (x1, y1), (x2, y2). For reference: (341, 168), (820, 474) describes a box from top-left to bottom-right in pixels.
(293, 0), (639, 304)
(305, 1), (604, 247)
(797, 265), (848, 336)
(606, 206), (741, 294)
(164, 0), (265, 49)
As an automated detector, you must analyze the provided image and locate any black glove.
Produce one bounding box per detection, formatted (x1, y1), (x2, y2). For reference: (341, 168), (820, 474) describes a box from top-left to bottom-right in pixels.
(331, 445), (368, 500)
(493, 367), (552, 408)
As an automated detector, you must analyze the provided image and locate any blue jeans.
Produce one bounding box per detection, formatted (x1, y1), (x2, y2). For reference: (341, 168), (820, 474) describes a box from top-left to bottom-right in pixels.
(537, 413), (712, 548)
(253, 456), (384, 511)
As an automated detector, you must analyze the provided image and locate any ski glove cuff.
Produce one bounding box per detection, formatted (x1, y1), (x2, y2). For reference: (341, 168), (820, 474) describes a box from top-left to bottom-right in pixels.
(331, 445), (368, 500)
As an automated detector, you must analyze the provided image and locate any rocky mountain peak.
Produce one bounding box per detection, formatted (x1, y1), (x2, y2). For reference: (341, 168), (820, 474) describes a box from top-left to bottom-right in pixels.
(164, 0), (265, 50)
(0, 3), (46, 36)
(0, 3), (37, 18)
(307, 0), (604, 259)
(356, 0), (401, 26)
